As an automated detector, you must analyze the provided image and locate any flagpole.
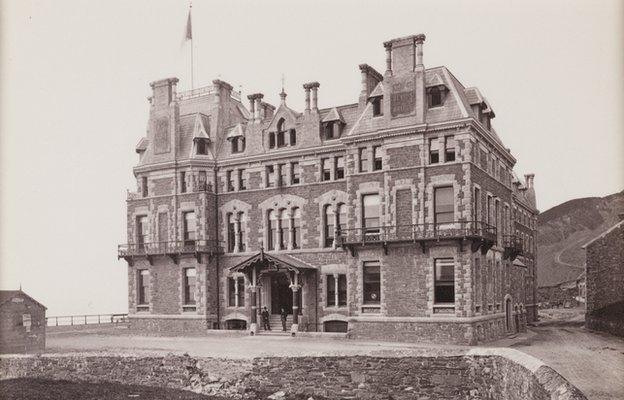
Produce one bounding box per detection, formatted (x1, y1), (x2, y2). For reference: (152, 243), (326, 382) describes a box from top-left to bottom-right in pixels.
(190, 3), (194, 89)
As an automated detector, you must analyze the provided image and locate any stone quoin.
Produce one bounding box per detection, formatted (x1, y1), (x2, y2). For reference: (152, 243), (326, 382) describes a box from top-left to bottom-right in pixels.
(119, 34), (539, 344)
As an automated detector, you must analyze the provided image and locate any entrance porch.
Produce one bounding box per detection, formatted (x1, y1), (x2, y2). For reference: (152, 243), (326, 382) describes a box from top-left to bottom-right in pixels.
(228, 250), (316, 335)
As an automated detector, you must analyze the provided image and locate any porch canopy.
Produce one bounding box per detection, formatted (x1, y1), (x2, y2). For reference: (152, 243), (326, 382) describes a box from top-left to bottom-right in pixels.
(228, 250), (316, 328)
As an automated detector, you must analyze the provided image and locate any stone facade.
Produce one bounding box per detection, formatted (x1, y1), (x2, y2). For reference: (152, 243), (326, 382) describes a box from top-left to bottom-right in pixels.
(0, 290), (46, 354)
(120, 34), (539, 344)
(583, 220), (624, 336)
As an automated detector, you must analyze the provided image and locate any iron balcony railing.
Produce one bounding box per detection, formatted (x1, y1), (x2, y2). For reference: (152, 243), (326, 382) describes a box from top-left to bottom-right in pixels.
(118, 239), (223, 259)
(335, 220), (497, 246)
(503, 235), (524, 260)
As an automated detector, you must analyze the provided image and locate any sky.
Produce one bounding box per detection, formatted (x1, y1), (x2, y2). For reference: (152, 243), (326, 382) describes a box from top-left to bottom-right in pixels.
(0, 0), (622, 316)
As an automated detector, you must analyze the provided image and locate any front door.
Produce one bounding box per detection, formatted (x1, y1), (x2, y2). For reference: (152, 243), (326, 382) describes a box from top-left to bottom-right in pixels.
(271, 274), (292, 315)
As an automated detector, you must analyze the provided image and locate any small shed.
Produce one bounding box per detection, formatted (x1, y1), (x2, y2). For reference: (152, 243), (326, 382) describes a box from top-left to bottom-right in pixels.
(0, 290), (47, 353)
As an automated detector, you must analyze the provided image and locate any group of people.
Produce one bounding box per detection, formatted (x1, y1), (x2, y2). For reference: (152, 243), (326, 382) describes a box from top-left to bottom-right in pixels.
(260, 306), (289, 331)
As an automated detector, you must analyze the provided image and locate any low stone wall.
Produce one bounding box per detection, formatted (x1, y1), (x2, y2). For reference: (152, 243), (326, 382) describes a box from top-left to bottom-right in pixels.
(348, 315), (508, 345)
(0, 351), (586, 400)
(129, 316), (213, 335)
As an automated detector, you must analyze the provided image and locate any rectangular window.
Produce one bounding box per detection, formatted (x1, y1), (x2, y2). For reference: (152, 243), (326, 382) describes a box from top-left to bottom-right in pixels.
(138, 269), (150, 305)
(196, 139), (207, 155)
(372, 146), (382, 171)
(142, 176), (148, 197)
(444, 136), (456, 162)
(434, 258), (455, 304)
(238, 169), (246, 191)
(277, 131), (285, 147)
(183, 211), (196, 243)
(335, 156), (345, 179)
(372, 97), (383, 116)
(487, 195), (492, 225)
(226, 170), (235, 192)
(434, 186), (454, 224)
(228, 277), (236, 307)
(324, 206), (334, 248)
(180, 172), (186, 193)
(228, 277), (245, 307)
(136, 215), (148, 249)
(363, 261), (381, 305)
(362, 194), (380, 237)
(278, 163), (287, 186)
(184, 268), (196, 305)
(289, 129), (296, 145)
(321, 158), (331, 181)
(269, 132), (276, 149)
(359, 147), (369, 172)
(266, 165), (275, 188)
(227, 213), (235, 253)
(290, 162), (300, 184)
(474, 257), (481, 307)
(324, 122), (334, 140)
(327, 275), (336, 306)
(429, 138), (440, 164)
(237, 212), (246, 252)
(474, 187), (481, 222)
(326, 274), (347, 307)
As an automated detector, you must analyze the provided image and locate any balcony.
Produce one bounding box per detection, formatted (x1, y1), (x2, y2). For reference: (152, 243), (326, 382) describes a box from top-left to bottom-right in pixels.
(503, 235), (523, 261)
(118, 240), (223, 265)
(335, 221), (496, 256)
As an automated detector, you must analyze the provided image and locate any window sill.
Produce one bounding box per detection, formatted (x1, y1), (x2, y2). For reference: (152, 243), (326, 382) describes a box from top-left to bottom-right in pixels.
(182, 305), (197, 312)
(136, 306), (150, 312)
(361, 305), (381, 314)
(326, 305), (348, 309)
(432, 304), (455, 314)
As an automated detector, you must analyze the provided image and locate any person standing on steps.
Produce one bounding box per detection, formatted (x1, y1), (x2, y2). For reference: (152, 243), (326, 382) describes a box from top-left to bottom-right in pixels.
(261, 306), (271, 331)
(280, 307), (288, 331)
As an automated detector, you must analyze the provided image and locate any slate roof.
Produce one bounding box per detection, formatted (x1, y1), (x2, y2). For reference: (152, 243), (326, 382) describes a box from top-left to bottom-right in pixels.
(0, 290), (47, 310)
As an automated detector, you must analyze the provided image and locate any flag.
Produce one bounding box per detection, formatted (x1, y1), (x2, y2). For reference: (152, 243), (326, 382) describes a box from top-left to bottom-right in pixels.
(184, 8), (192, 41)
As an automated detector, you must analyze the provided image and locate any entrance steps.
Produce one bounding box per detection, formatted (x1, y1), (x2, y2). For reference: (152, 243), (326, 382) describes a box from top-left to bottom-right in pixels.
(259, 314), (292, 333)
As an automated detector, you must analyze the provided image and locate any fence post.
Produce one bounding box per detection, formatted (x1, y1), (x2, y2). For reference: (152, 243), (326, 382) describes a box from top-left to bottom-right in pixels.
(84, 315), (87, 325)
(98, 315), (101, 324)
(71, 316), (73, 326)
(56, 317), (58, 326)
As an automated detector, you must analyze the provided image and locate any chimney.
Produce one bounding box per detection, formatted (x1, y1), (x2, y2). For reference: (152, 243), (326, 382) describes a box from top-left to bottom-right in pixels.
(383, 34), (426, 74)
(524, 173), (535, 189)
(212, 79), (233, 97)
(149, 77), (179, 107)
(249, 93), (264, 121)
(306, 82), (320, 112)
(303, 84), (311, 112)
(247, 94), (256, 120)
(358, 64), (383, 109)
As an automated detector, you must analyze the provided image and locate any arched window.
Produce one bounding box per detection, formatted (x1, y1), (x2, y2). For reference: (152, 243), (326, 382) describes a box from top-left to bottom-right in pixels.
(279, 208), (289, 249)
(324, 205), (335, 248)
(292, 208), (301, 249)
(267, 210), (276, 250)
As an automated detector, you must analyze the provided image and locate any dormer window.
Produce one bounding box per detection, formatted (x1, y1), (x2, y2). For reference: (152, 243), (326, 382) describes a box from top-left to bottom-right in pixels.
(277, 119), (287, 148)
(372, 96), (383, 117)
(430, 87), (442, 107)
(269, 132), (276, 149)
(427, 85), (447, 108)
(231, 137), (245, 153)
(195, 138), (208, 155)
(324, 122), (335, 139)
(289, 129), (296, 145)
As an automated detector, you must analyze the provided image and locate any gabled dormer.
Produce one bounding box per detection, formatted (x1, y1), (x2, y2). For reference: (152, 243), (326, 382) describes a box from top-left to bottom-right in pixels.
(426, 74), (449, 108)
(189, 113), (211, 158)
(226, 123), (246, 154)
(465, 87), (495, 131)
(321, 108), (345, 140)
(266, 91), (300, 150)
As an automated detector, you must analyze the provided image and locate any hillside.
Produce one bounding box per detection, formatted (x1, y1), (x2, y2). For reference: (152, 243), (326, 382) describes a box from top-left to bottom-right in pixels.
(537, 190), (624, 287)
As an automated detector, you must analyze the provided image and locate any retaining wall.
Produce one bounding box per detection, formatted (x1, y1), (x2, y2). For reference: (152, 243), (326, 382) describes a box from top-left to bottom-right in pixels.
(0, 350), (586, 399)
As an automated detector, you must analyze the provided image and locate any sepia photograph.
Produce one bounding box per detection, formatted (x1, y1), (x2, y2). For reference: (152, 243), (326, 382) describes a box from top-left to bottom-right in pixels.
(0, 0), (622, 399)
